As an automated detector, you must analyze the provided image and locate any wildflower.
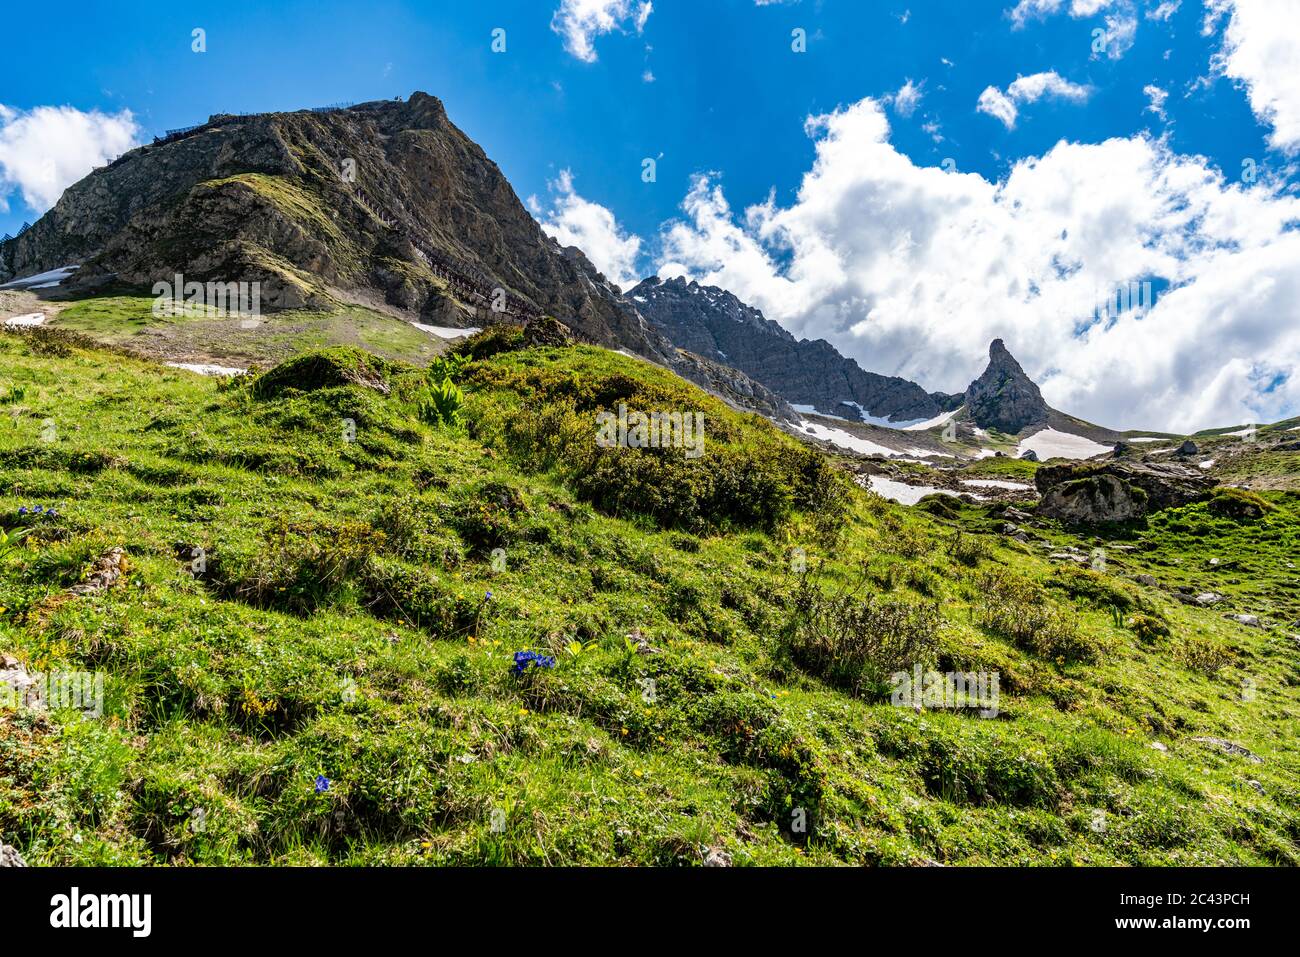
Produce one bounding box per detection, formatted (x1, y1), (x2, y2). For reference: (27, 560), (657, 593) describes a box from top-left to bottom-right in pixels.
(17, 507), (27, 515)
(314, 774), (331, 793)
(484, 590), (493, 601)
(512, 650), (556, 675)
(633, 769), (643, 778)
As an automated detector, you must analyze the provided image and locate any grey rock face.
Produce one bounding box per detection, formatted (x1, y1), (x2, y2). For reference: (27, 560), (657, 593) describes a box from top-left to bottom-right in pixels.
(0, 93), (673, 366)
(964, 339), (1049, 434)
(1034, 460), (1216, 524)
(627, 276), (960, 424)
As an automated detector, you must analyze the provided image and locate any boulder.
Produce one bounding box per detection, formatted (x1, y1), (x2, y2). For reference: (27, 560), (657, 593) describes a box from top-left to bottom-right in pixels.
(1037, 473), (1146, 524)
(1020, 449), (1039, 462)
(1034, 460), (1215, 524)
(0, 843), (27, 867)
(1176, 439), (1199, 456)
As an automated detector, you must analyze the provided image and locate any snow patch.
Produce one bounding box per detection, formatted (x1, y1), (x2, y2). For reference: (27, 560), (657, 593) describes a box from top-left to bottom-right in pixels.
(1017, 428), (1111, 461)
(3, 313), (45, 327)
(1127, 437), (1165, 443)
(902, 406), (962, 431)
(800, 419), (946, 458)
(411, 323), (481, 339)
(165, 362), (247, 377)
(0, 265), (78, 290)
(961, 479), (1034, 491)
(866, 475), (988, 505)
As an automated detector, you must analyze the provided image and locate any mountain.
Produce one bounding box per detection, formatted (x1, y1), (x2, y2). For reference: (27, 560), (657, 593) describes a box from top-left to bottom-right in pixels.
(964, 338), (1049, 433)
(1, 93), (664, 351)
(628, 276), (961, 424)
(0, 93), (797, 421)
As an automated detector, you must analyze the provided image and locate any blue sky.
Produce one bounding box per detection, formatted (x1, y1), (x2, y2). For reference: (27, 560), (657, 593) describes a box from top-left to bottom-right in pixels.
(2, 0), (1298, 429)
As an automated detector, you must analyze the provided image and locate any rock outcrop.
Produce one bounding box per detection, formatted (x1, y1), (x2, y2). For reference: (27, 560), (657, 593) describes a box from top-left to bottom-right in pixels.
(0, 93), (671, 362)
(628, 276), (960, 424)
(1035, 460), (1216, 523)
(964, 339), (1049, 434)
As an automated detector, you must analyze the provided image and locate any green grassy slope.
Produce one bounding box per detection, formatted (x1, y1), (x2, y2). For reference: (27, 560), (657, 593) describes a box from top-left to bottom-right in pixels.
(0, 325), (1297, 866)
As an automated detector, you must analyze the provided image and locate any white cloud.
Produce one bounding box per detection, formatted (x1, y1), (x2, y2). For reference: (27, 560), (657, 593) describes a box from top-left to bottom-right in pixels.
(1147, 1), (1180, 21)
(551, 0), (652, 63)
(1009, 0), (1121, 28)
(536, 169), (643, 289)
(1207, 0), (1300, 154)
(977, 71), (1092, 129)
(1098, 8), (1138, 59)
(1009, 0), (1137, 58)
(1144, 83), (1169, 119)
(889, 79), (924, 118)
(0, 104), (140, 214)
(655, 97), (1300, 431)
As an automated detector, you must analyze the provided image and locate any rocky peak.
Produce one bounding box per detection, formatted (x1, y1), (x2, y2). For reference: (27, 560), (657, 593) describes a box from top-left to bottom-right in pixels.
(628, 276), (961, 424)
(964, 338), (1049, 434)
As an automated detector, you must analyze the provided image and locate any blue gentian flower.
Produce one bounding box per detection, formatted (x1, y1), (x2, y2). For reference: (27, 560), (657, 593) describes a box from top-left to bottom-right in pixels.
(314, 774), (331, 793)
(512, 650), (556, 675)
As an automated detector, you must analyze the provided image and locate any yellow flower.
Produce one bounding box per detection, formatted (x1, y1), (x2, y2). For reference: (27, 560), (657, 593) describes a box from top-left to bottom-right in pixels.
(621, 727), (629, 736)
(633, 769), (643, 778)
(519, 708), (529, 716)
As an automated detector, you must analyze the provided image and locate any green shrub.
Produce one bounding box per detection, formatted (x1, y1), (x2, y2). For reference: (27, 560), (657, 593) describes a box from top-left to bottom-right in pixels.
(1128, 614), (1170, 643)
(1176, 634), (1235, 676)
(417, 375), (465, 427)
(973, 568), (1098, 663)
(778, 577), (943, 697)
(946, 529), (991, 566)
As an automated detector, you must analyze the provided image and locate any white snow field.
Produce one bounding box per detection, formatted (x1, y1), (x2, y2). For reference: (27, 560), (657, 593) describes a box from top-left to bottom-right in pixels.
(411, 323), (481, 339)
(0, 265), (78, 290)
(1017, 428), (1111, 460)
(165, 362), (248, 377)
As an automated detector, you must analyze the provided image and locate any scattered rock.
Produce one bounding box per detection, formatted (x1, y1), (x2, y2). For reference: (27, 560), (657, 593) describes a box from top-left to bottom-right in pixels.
(1134, 574), (1158, 587)
(625, 627), (659, 655)
(1195, 592), (1224, 606)
(703, 846), (732, 867)
(70, 546), (128, 595)
(1020, 449), (1039, 463)
(0, 843), (27, 867)
(1149, 741), (1168, 753)
(1191, 737), (1263, 764)
(1246, 780), (1265, 795)
(1228, 613), (1262, 628)
(0, 654), (41, 708)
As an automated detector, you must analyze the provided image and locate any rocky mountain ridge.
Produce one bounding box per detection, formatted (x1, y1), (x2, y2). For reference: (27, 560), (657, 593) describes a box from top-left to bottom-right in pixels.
(628, 275), (962, 424)
(0, 92), (797, 420)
